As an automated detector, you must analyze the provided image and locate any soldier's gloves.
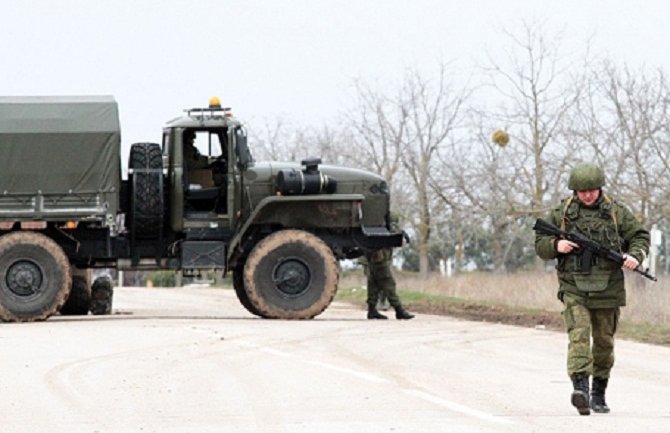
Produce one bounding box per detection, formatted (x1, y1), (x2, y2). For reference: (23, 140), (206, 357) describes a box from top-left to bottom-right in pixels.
(403, 231), (411, 244)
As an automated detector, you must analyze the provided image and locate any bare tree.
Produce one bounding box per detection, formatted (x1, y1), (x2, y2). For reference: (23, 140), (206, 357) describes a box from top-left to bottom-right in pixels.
(249, 117), (346, 165)
(426, 22), (587, 272)
(347, 66), (470, 277)
(482, 22), (587, 216)
(571, 61), (670, 224)
(343, 80), (408, 194)
(249, 117), (292, 161)
(399, 65), (471, 277)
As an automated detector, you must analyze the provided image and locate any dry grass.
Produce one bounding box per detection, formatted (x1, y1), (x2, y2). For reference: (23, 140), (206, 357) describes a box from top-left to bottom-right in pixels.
(341, 269), (670, 326)
(622, 278), (670, 324)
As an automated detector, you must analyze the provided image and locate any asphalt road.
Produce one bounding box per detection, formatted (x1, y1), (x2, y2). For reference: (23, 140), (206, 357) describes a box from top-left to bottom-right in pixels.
(1, 287), (668, 433)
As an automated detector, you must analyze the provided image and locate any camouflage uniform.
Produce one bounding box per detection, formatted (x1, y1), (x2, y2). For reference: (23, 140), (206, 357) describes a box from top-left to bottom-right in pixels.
(184, 142), (209, 170)
(535, 163), (650, 414)
(365, 249), (402, 308)
(183, 130), (209, 170)
(363, 248), (414, 320)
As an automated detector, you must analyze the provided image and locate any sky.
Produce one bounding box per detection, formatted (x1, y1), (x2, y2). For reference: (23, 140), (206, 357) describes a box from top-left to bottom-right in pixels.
(2, 0), (670, 164)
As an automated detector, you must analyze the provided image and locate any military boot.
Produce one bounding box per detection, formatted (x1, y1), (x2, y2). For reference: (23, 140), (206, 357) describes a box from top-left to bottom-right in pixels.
(571, 373), (591, 416)
(394, 306), (415, 320)
(590, 377), (610, 413)
(367, 305), (388, 320)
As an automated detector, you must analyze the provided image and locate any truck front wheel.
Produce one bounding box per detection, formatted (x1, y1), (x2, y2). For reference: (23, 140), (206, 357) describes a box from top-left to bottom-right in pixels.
(233, 263), (265, 317)
(0, 232), (72, 322)
(243, 230), (338, 319)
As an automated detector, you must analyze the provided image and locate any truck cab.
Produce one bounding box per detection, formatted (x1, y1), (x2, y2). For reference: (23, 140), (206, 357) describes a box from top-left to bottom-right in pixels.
(161, 102), (245, 237)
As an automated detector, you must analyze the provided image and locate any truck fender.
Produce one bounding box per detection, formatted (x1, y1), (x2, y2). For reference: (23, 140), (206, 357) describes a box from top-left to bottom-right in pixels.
(227, 194), (365, 262)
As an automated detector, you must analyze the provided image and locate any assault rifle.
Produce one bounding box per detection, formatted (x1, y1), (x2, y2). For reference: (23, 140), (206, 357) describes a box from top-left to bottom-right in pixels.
(533, 218), (657, 282)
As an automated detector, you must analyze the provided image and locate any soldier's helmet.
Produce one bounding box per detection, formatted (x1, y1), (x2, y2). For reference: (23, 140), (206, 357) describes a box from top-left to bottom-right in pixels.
(568, 163), (605, 190)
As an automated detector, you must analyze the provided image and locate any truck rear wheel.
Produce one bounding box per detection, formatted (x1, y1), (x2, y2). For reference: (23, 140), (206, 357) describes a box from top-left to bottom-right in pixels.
(128, 142), (164, 239)
(243, 230), (338, 319)
(60, 269), (92, 316)
(233, 263), (265, 317)
(0, 232), (72, 322)
(90, 276), (114, 315)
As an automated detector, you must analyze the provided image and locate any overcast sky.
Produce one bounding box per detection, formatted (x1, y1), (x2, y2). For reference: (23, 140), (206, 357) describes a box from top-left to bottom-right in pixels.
(2, 0), (669, 160)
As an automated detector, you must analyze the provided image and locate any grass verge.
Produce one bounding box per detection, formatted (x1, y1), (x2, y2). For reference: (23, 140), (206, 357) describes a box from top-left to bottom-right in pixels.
(336, 279), (670, 347)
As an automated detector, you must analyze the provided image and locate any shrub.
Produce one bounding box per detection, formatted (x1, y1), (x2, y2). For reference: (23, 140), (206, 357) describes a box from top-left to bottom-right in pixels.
(147, 270), (177, 287)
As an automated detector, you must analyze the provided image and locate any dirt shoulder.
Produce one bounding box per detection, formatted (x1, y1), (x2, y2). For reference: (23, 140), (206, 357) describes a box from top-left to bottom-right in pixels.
(406, 297), (670, 346)
(405, 299), (565, 331)
(336, 288), (670, 347)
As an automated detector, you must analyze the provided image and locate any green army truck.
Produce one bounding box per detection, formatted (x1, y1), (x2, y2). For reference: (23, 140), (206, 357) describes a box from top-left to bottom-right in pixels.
(0, 96), (402, 322)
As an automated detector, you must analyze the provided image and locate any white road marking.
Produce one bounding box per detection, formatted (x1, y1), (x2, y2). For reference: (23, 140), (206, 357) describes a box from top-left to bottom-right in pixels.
(405, 389), (514, 425)
(241, 339), (512, 425)
(304, 360), (390, 384)
(257, 343), (389, 383)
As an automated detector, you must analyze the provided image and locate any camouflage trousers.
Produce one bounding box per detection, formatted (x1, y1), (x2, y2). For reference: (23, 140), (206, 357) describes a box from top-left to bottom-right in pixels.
(365, 261), (401, 308)
(562, 294), (620, 378)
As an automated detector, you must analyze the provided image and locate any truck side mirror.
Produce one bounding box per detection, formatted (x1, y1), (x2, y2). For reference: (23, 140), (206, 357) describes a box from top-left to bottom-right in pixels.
(235, 129), (253, 170)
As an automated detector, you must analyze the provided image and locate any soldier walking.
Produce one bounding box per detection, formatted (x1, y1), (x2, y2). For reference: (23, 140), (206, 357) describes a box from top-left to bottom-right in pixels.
(535, 163), (650, 415)
(364, 248), (414, 320)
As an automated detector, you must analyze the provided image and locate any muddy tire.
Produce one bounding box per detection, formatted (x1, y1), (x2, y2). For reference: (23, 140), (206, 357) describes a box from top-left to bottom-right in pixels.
(0, 232), (72, 322)
(90, 276), (114, 315)
(243, 230), (338, 319)
(60, 269), (92, 316)
(128, 142), (164, 239)
(232, 263), (265, 317)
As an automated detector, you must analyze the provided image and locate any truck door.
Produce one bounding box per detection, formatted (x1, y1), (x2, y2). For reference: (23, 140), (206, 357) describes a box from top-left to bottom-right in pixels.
(231, 127), (251, 229)
(166, 130), (184, 232)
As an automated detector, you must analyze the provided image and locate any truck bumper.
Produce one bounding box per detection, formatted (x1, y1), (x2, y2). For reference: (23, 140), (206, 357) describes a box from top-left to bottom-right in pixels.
(353, 225), (405, 250)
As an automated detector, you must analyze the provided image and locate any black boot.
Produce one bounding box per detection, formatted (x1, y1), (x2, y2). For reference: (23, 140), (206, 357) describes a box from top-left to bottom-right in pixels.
(367, 305), (388, 319)
(571, 373), (591, 415)
(394, 306), (415, 320)
(591, 377), (610, 413)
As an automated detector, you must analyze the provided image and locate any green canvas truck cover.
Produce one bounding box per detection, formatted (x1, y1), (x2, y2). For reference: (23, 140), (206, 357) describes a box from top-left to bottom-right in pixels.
(0, 96), (121, 226)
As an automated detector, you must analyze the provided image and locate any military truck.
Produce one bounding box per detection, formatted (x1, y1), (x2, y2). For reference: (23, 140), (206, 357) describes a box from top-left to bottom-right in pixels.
(0, 95), (402, 322)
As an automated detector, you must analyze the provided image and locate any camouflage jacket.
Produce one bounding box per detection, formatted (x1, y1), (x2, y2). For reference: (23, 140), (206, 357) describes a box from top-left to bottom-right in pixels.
(359, 248), (392, 270)
(535, 193), (650, 308)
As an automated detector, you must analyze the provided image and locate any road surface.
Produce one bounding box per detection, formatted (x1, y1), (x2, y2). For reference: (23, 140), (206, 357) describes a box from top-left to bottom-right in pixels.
(1, 287), (668, 433)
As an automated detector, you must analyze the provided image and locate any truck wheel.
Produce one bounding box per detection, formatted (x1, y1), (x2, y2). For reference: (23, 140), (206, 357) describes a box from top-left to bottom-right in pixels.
(0, 232), (72, 322)
(128, 142), (164, 239)
(60, 269), (92, 316)
(232, 263), (265, 317)
(243, 230), (338, 319)
(90, 276), (114, 315)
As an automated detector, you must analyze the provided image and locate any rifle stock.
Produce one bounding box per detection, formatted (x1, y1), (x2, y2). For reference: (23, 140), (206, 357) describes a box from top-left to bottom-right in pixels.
(533, 219), (656, 282)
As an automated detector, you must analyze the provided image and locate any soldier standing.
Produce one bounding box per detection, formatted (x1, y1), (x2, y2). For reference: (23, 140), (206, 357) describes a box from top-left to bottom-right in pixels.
(535, 163), (650, 415)
(364, 248), (414, 320)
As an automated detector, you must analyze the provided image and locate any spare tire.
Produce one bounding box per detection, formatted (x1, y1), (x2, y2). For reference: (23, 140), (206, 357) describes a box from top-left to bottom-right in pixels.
(0, 232), (72, 322)
(128, 142), (164, 239)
